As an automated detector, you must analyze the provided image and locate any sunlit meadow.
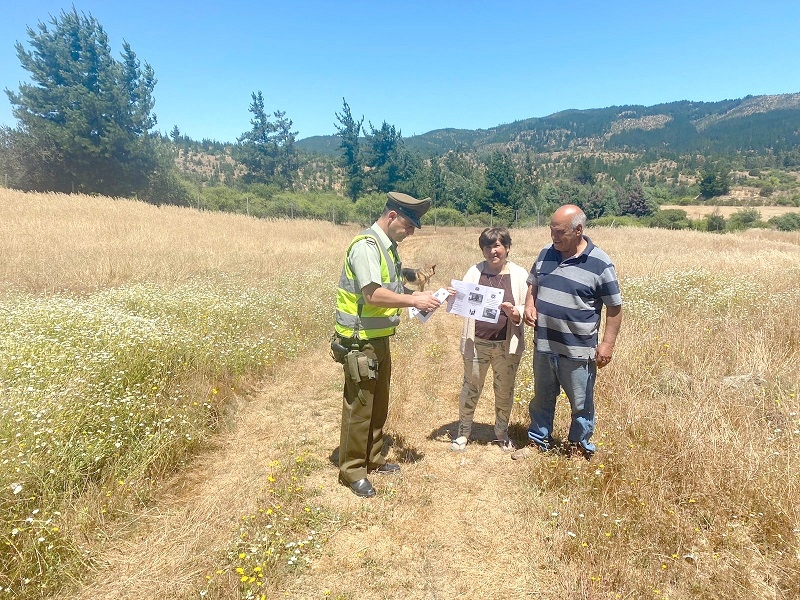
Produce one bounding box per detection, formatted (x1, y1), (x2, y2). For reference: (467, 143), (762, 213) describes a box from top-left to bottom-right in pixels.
(1, 188), (799, 599)
(386, 224), (800, 599)
(0, 190), (348, 597)
(508, 231), (800, 598)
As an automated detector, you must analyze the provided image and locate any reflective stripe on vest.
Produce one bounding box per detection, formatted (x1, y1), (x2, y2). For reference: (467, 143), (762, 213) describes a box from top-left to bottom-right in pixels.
(335, 226), (404, 339)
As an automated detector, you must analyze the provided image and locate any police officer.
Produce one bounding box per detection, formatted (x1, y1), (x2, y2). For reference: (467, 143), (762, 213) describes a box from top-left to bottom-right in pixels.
(334, 192), (442, 497)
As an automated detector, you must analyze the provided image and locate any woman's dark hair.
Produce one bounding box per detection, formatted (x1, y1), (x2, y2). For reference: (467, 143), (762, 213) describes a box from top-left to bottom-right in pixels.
(478, 226), (512, 250)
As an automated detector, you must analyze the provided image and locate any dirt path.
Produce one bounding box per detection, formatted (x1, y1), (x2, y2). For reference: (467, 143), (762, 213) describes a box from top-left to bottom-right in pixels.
(71, 235), (562, 599)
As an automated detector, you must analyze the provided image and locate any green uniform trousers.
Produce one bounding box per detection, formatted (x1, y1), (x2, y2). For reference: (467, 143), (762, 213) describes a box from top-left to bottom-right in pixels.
(339, 336), (391, 483)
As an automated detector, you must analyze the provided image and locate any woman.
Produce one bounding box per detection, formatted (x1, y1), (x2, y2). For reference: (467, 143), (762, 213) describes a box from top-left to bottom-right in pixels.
(451, 227), (529, 452)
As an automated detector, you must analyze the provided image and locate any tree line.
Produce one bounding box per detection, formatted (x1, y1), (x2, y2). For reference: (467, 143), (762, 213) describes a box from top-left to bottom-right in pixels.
(2, 8), (800, 231)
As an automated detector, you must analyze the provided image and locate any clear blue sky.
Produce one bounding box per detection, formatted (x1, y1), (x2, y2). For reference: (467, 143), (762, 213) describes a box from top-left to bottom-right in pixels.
(1, 1), (799, 143)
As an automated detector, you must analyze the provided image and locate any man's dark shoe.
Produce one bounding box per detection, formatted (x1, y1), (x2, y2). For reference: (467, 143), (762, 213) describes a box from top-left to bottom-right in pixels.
(338, 475), (376, 498)
(569, 443), (594, 461)
(369, 462), (400, 474)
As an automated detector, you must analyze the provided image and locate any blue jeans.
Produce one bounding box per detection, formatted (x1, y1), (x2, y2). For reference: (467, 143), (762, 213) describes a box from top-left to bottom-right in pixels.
(527, 351), (596, 453)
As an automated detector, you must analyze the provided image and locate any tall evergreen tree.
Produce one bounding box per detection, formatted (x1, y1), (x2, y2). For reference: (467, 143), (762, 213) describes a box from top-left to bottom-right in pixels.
(443, 150), (484, 212)
(334, 98), (364, 201)
(364, 121), (405, 193)
(484, 150), (518, 213)
(519, 150), (540, 199)
(698, 164), (731, 198)
(236, 92), (297, 189)
(619, 182), (656, 216)
(237, 92), (276, 183)
(573, 156), (597, 185)
(5, 8), (159, 196)
(272, 109), (298, 190)
(427, 158), (446, 206)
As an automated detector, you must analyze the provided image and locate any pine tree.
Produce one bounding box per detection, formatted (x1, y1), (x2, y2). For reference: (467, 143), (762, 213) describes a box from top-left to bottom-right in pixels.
(236, 92), (298, 190)
(6, 8), (159, 196)
(620, 182), (656, 216)
(698, 165), (731, 198)
(484, 150), (518, 214)
(364, 121), (405, 193)
(334, 98), (364, 201)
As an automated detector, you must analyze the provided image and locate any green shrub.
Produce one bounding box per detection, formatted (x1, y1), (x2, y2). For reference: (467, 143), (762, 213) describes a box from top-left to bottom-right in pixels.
(727, 208), (762, 231)
(353, 193), (388, 226)
(202, 186), (248, 212)
(425, 207), (464, 227)
(589, 215), (646, 228)
(769, 213), (800, 231)
(775, 194), (800, 207)
(706, 212), (726, 232)
(268, 192), (352, 223)
(649, 208), (691, 230)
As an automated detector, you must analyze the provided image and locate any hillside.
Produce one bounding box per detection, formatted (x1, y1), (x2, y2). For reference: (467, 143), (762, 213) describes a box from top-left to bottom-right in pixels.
(296, 92), (800, 156)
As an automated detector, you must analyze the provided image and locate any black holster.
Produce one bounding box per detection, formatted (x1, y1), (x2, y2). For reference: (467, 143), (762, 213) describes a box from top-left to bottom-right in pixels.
(330, 334), (349, 364)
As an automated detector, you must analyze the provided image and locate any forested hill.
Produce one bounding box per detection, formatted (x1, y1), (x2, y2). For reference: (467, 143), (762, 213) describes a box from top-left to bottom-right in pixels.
(297, 92), (800, 156)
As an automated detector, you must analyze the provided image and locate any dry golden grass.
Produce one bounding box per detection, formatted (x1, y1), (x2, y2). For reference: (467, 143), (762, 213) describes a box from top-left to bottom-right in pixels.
(0, 189), (352, 293)
(661, 203), (800, 220)
(2, 189), (798, 599)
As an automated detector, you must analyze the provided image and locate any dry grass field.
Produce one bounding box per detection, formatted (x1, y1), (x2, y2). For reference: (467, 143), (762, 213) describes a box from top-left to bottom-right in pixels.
(1, 189), (798, 599)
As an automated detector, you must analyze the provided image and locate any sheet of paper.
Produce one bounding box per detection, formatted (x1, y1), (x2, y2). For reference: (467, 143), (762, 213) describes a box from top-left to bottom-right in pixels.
(408, 287), (451, 323)
(446, 279), (505, 323)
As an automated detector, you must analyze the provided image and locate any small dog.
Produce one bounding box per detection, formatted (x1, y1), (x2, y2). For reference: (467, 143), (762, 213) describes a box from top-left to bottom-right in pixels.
(402, 264), (436, 291)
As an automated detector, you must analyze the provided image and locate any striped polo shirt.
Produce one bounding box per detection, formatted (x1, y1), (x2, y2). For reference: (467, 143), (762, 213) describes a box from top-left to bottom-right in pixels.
(527, 236), (622, 360)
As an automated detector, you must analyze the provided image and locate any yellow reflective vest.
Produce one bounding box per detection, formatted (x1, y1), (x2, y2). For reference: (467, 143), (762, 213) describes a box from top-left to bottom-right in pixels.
(335, 226), (404, 340)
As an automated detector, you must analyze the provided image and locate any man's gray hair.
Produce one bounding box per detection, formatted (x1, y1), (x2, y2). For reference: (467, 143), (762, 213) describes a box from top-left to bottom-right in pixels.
(571, 210), (587, 230)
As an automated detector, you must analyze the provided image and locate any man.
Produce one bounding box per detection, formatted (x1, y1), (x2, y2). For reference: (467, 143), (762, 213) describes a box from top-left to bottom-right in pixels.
(335, 191), (442, 497)
(511, 204), (622, 461)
